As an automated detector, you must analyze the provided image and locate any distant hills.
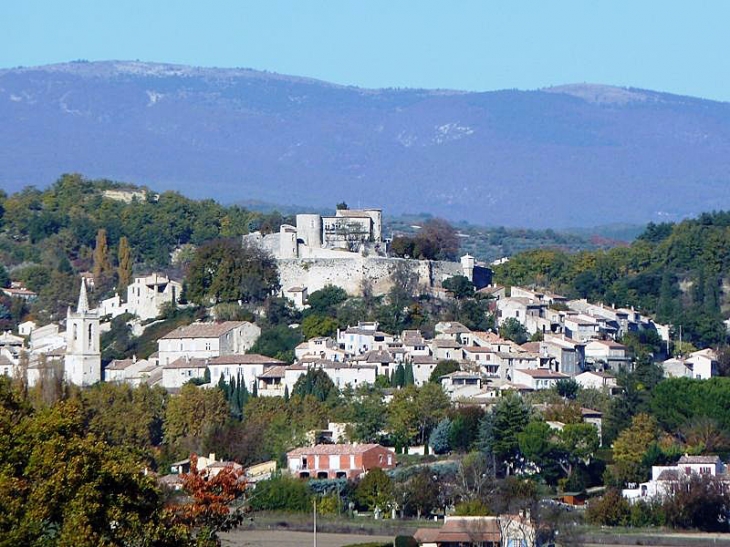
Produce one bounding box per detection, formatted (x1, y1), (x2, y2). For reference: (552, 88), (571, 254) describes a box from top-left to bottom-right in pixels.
(2, 60), (730, 228)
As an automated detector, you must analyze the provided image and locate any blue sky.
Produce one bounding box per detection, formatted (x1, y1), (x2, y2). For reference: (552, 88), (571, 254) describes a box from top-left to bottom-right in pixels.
(2, 1), (729, 101)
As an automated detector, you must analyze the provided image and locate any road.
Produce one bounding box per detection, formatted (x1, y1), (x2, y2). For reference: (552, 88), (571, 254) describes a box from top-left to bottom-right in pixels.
(221, 529), (393, 547)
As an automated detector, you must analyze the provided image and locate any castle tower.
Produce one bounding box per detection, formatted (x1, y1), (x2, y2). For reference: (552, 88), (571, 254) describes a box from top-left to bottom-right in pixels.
(64, 279), (101, 386)
(460, 254), (475, 282)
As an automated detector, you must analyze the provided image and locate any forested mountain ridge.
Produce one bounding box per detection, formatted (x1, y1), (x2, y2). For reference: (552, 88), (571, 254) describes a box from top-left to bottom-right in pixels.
(3, 61), (730, 227)
(494, 212), (730, 347)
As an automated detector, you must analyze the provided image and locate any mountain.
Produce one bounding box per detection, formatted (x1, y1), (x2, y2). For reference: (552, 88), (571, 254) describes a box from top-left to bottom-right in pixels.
(2, 60), (730, 228)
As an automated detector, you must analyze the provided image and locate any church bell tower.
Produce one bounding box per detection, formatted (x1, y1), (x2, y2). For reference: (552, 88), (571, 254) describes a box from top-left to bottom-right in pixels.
(64, 279), (101, 386)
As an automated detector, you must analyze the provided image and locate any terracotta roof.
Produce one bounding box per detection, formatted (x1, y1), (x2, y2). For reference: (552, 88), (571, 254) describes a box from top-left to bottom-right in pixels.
(463, 346), (492, 353)
(165, 357), (208, 369)
(678, 455), (722, 465)
(411, 355), (437, 364)
(521, 342), (541, 353)
(287, 443), (387, 457)
(208, 354), (284, 366)
(590, 340), (626, 348)
(160, 321), (248, 340)
(257, 365), (287, 378)
(516, 368), (568, 379)
(286, 286), (306, 292)
(427, 518), (501, 543)
(106, 359), (135, 370)
(364, 350), (395, 363)
(2, 287), (37, 297)
(432, 339), (462, 349)
(657, 469), (680, 481)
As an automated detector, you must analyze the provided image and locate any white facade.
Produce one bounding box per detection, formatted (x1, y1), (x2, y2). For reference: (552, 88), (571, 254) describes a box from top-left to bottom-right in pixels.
(575, 370), (618, 390)
(127, 273), (182, 321)
(207, 354), (285, 392)
(157, 321), (261, 365)
(64, 280), (101, 386)
(512, 368), (569, 390)
(161, 357), (208, 389)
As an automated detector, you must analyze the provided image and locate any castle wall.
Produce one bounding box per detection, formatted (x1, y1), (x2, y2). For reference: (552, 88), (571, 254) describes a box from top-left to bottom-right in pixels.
(277, 257), (464, 296)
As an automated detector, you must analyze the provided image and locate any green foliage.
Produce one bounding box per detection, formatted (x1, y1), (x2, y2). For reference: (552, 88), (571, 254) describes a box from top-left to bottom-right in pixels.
(307, 285), (348, 315)
(0, 378), (185, 546)
(448, 406), (485, 453)
(249, 325), (303, 363)
(429, 359), (460, 383)
(292, 368), (337, 402)
(355, 467), (394, 511)
(651, 377), (730, 433)
(249, 474), (311, 512)
(555, 378), (579, 400)
(429, 418), (452, 454)
(389, 218), (459, 261)
(489, 394), (532, 470)
(442, 275), (475, 299)
(493, 211), (730, 348)
(0, 264), (9, 288)
(498, 318), (528, 344)
(186, 239), (279, 305)
(454, 499), (492, 516)
(301, 314), (338, 339)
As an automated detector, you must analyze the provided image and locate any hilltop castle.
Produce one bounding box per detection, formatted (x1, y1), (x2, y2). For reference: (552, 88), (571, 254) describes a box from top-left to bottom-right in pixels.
(244, 208), (490, 300)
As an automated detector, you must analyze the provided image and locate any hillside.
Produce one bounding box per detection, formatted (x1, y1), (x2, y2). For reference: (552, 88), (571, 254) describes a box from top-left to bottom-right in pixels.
(2, 61), (730, 227)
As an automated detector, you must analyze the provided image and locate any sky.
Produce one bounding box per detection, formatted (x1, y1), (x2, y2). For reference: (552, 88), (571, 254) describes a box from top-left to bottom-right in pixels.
(2, 1), (730, 101)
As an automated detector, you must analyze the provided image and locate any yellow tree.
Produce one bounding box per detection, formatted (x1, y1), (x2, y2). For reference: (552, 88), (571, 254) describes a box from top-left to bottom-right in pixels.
(92, 228), (112, 283)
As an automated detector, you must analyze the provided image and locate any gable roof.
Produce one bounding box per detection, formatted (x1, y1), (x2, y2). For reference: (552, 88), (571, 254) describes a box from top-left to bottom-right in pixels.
(208, 354), (284, 366)
(160, 321), (248, 340)
(287, 443), (386, 457)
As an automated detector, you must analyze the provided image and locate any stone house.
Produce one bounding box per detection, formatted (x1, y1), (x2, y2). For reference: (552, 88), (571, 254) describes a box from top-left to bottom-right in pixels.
(161, 357), (208, 389)
(512, 368), (569, 390)
(127, 273), (183, 321)
(157, 321), (261, 365)
(207, 353), (285, 392)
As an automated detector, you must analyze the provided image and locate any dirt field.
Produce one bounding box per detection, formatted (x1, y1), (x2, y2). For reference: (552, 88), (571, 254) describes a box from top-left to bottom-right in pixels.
(221, 529), (393, 547)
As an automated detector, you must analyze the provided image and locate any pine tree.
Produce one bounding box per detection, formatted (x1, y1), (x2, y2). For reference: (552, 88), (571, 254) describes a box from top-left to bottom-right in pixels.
(92, 228), (112, 282)
(117, 236), (133, 291)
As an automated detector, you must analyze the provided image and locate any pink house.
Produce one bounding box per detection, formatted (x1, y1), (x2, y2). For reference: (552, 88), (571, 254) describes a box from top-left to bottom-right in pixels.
(286, 443), (395, 479)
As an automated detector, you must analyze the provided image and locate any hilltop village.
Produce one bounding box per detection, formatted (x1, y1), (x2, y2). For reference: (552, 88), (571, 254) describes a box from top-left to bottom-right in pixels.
(3, 177), (730, 545)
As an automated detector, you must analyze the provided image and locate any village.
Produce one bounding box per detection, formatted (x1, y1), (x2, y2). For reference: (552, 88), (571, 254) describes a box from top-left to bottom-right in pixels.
(0, 198), (730, 546)
(3, 204), (729, 546)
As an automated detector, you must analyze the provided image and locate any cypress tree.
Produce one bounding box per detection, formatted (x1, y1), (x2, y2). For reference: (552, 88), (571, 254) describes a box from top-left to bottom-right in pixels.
(117, 236), (133, 291)
(93, 228), (112, 281)
(393, 364), (405, 388)
(404, 363), (415, 386)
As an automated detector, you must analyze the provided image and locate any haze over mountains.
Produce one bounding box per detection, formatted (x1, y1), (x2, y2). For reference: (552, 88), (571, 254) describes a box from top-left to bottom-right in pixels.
(2, 60), (730, 227)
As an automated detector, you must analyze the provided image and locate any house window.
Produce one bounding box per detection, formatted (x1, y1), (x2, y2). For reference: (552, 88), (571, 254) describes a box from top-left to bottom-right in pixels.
(205, 342), (211, 351)
(701, 466), (712, 475)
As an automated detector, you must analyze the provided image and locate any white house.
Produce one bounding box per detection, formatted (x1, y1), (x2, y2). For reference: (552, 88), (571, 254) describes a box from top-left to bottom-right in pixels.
(575, 370), (618, 391)
(161, 357), (208, 389)
(585, 339), (631, 371)
(207, 353), (285, 392)
(127, 273), (183, 321)
(623, 455), (727, 501)
(157, 321), (261, 365)
(411, 355), (438, 386)
(337, 322), (392, 356)
(512, 368), (569, 390)
(295, 337), (346, 362)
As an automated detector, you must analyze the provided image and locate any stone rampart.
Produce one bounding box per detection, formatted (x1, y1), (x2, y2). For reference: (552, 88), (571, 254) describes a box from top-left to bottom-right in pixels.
(277, 256), (464, 296)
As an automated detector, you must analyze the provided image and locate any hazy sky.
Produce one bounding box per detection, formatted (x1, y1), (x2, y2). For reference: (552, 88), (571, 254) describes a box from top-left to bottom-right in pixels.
(2, 1), (729, 101)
